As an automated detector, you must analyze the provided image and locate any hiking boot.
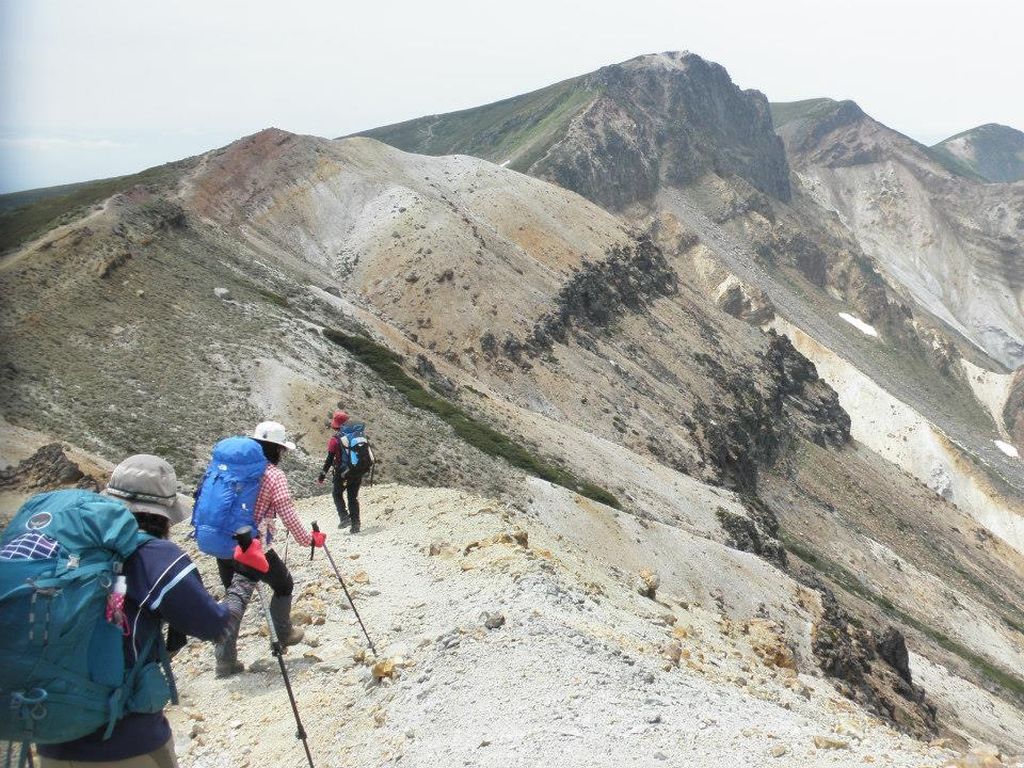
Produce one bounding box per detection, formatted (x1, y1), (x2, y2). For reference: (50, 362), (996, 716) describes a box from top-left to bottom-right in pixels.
(215, 659), (245, 678)
(269, 594), (304, 646)
(337, 515), (350, 529)
(350, 522), (360, 534)
(279, 625), (305, 646)
(214, 633), (244, 678)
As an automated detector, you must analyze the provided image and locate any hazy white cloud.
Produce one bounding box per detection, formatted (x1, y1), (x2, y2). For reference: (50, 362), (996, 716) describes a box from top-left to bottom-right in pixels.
(1, 0), (1022, 192)
(0, 136), (125, 151)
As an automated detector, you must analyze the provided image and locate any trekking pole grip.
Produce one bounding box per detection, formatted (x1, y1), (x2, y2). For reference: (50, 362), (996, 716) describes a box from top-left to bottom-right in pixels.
(310, 521), (319, 561)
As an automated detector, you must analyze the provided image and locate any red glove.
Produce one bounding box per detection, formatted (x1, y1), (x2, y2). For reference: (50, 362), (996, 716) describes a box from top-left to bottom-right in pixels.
(311, 531), (327, 548)
(233, 538), (270, 573)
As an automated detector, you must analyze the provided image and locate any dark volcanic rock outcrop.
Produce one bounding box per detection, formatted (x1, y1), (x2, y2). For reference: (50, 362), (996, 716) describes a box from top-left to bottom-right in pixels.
(811, 584), (938, 740)
(0, 443), (101, 492)
(686, 331), (849, 494)
(527, 235), (678, 350)
(545, 53), (791, 208)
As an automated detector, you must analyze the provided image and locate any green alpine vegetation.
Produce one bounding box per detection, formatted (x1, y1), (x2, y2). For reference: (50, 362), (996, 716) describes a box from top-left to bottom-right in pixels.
(0, 159), (190, 254)
(353, 77), (596, 173)
(769, 98), (853, 129)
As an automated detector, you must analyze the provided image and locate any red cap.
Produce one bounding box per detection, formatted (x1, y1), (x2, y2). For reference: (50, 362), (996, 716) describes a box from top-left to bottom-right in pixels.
(331, 410), (349, 429)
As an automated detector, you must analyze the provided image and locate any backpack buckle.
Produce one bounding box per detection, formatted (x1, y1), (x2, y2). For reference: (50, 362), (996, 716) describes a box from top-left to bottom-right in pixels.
(10, 689), (48, 722)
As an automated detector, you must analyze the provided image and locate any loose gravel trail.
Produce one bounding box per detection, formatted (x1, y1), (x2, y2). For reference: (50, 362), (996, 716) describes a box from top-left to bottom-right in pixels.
(168, 482), (957, 768)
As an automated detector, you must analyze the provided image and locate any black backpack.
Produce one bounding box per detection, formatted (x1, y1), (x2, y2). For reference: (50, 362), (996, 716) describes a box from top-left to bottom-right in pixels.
(336, 423), (375, 482)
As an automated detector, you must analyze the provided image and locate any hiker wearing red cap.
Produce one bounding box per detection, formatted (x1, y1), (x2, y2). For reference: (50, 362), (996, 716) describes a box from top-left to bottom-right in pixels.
(317, 410), (373, 533)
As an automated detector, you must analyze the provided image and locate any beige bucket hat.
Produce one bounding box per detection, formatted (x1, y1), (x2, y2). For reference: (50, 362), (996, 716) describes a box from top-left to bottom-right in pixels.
(103, 454), (191, 525)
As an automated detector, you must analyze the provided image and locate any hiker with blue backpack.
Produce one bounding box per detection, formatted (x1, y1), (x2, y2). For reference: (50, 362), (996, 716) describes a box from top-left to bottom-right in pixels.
(1, 454), (256, 768)
(316, 410), (375, 534)
(192, 420), (325, 678)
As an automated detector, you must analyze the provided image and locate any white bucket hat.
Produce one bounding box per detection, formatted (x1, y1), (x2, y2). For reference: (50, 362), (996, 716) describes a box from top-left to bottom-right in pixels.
(103, 454), (191, 525)
(252, 420), (296, 450)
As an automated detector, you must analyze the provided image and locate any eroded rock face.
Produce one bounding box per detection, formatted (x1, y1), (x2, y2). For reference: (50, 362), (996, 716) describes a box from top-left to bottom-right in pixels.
(715, 277), (775, 325)
(0, 443), (100, 492)
(685, 331), (849, 494)
(715, 498), (787, 567)
(540, 53), (790, 209)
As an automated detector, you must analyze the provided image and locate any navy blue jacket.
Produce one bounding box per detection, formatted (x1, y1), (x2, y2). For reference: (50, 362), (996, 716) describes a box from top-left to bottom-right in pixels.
(38, 538), (229, 761)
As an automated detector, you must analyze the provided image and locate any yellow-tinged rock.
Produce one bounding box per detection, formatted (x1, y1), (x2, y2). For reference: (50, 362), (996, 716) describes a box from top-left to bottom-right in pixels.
(637, 568), (660, 599)
(814, 736), (850, 750)
(372, 659), (396, 679)
(352, 570), (370, 584)
(662, 640), (682, 666)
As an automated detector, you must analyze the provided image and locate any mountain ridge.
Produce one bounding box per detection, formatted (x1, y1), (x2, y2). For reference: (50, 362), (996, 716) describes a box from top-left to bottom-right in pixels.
(358, 51), (790, 209)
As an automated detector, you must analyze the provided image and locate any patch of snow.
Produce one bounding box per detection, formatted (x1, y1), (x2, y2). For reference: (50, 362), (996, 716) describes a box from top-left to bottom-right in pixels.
(994, 440), (1020, 458)
(961, 359), (1014, 433)
(500, 160), (510, 168)
(838, 312), (879, 337)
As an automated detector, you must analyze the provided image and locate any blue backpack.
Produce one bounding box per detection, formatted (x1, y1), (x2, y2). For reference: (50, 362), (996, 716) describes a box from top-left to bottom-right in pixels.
(335, 423), (375, 481)
(192, 437), (268, 558)
(0, 490), (176, 746)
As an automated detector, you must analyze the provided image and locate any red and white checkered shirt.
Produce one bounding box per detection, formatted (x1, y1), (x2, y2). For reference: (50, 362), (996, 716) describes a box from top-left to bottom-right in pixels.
(254, 464), (311, 548)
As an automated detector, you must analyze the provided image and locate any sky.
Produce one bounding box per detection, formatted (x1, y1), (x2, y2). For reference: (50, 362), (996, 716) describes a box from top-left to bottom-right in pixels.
(1, 0), (1022, 193)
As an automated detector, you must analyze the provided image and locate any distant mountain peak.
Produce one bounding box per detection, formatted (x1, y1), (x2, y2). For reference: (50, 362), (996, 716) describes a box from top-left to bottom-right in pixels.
(932, 123), (1024, 183)
(357, 51), (790, 208)
(614, 50), (700, 72)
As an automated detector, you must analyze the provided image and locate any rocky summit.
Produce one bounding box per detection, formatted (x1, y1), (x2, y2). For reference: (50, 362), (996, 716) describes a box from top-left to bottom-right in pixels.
(1, 49), (1023, 767)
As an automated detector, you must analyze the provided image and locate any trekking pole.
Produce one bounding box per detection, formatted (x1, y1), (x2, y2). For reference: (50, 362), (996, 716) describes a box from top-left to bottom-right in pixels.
(310, 521), (377, 655)
(233, 528), (315, 768)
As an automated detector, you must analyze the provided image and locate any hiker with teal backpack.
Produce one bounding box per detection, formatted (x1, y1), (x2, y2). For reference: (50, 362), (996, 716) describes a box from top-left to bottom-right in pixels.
(192, 421), (325, 678)
(0, 454), (256, 768)
(316, 410), (375, 533)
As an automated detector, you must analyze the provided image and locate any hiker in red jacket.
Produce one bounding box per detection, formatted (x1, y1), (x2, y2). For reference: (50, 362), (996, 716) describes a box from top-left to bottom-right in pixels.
(317, 410), (369, 533)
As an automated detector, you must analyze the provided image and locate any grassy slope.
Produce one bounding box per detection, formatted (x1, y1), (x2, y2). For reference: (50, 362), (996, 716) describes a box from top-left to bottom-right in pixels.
(769, 98), (843, 129)
(354, 77), (597, 172)
(0, 160), (190, 254)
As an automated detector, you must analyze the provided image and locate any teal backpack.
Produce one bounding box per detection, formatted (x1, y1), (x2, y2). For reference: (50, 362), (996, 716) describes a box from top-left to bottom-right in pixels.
(0, 490), (177, 747)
